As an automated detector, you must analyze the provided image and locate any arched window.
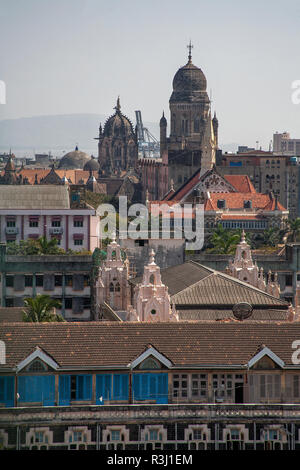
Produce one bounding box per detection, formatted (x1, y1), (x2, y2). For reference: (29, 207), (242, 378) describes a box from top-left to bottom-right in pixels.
(109, 283), (114, 292)
(115, 282), (120, 292)
(149, 274), (155, 284)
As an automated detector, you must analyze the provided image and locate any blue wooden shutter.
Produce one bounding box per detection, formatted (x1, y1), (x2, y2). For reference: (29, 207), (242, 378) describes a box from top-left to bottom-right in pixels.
(132, 373), (168, 403)
(18, 376), (55, 405)
(157, 373), (168, 404)
(96, 374), (112, 404)
(76, 375), (92, 400)
(0, 376), (14, 407)
(59, 375), (71, 405)
(132, 374), (141, 401)
(113, 374), (129, 400)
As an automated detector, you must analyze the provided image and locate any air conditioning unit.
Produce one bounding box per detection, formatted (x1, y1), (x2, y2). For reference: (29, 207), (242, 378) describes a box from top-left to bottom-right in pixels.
(5, 227), (19, 235)
(50, 227), (63, 235)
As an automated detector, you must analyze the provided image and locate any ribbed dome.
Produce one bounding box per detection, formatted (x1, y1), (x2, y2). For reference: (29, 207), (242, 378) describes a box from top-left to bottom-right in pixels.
(58, 147), (90, 169)
(170, 59), (207, 103)
(102, 98), (134, 138)
(83, 157), (100, 171)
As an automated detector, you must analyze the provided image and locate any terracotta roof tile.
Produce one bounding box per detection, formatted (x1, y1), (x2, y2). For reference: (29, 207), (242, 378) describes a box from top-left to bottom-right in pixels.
(224, 175), (256, 193)
(1, 322), (300, 369)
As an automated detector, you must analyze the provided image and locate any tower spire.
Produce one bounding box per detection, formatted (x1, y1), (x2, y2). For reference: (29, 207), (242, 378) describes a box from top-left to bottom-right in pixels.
(115, 96), (121, 112)
(187, 40), (193, 63)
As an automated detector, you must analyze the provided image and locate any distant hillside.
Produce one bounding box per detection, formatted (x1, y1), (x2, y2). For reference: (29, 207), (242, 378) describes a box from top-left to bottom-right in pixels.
(0, 113), (160, 158)
(0, 113), (235, 158)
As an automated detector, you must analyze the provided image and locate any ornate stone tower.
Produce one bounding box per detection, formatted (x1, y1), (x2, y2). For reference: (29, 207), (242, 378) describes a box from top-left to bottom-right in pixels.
(168, 42), (210, 154)
(226, 231), (280, 298)
(163, 42), (218, 189)
(96, 98), (138, 176)
(127, 250), (178, 322)
(95, 235), (130, 312)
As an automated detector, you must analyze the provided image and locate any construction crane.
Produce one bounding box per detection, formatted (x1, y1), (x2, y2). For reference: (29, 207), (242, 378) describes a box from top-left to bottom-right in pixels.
(135, 110), (160, 158)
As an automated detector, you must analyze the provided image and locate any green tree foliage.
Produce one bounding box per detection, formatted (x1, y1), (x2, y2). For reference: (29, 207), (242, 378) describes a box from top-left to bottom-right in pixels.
(207, 225), (241, 254)
(7, 236), (64, 255)
(287, 218), (300, 242)
(22, 295), (65, 322)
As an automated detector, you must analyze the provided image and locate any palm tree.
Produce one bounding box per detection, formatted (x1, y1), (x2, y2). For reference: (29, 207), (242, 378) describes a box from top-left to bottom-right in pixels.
(287, 219), (300, 242)
(36, 236), (62, 255)
(208, 225), (241, 254)
(22, 295), (64, 322)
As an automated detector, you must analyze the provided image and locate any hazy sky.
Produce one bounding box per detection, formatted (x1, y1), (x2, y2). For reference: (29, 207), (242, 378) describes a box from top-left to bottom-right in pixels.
(0, 0), (300, 148)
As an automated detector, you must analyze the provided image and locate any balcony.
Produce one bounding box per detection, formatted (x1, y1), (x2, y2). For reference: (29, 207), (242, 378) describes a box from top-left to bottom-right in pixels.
(5, 227), (19, 235)
(50, 227), (63, 235)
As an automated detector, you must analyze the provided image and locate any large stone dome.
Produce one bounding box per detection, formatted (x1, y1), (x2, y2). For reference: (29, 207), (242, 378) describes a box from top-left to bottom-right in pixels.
(102, 98), (135, 138)
(58, 147), (91, 169)
(170, 57), (207, 103)
(83, 156), (100, 171)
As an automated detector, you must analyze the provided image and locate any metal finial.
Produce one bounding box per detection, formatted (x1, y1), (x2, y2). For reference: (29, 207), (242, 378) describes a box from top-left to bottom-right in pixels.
(115, 96), (121, 112)
(187, 40), (193, 63)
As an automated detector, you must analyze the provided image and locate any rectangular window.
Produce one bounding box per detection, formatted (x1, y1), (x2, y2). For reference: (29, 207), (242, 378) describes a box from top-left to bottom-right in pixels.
(193, 430), (202, 440)
(6, 275), (14, 287)
(74, 239), (83, 246)
(65, 298), (73, 309)
(36, 275), (43, 287)
(149, 430), (158, 441)
(52, 220), (61, 227)
(6, 220), (15, 227)
(6, 298), (14, 307)
(191, 374), (208, 398)
(65, 275), (73, 287)
(111, 431), (120, 441)
(74, 220), (83, 227)
(25, 275), (33, 287)
(286, 274), (293, 286)
(83, 275), (90, 287)
(83, 298), (90, 309)
(29, 220), (39, 227)
(55, 275), (63, 287)
(173, 374), (188, 398)
(73, 432), (82, 442)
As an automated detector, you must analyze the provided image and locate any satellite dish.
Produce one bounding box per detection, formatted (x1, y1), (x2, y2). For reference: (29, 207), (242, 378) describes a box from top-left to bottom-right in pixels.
(232, 302), (253, 321)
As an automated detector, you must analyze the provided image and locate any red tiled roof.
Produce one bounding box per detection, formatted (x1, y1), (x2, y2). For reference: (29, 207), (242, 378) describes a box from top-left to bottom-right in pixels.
(204, 193), (287, 211)
(224, 175), (256, 194)
(7, 169), (99, 185)
(220, 215), (263, 220)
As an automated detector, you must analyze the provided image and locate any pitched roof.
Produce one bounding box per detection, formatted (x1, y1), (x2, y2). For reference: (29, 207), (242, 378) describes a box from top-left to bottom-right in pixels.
(131, 260), (288, 309)
(0, 307), (23, 323)
(11, 168), (99, 185)
(178, 309), (290, 322)
(0, 185), (70, 209)
(204, 192), (287, 211)
(1, 322), (300, 369)
(131, 261), (212, 296)
(171, 268), (288, 307)
(223, 175), (256, 193)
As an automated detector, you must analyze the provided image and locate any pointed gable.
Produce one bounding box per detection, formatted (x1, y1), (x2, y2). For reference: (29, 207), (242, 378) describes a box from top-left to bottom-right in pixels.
(128, 345), (173, 370)
(248, 345), (285, 369)
(16, 346), (59, 372)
